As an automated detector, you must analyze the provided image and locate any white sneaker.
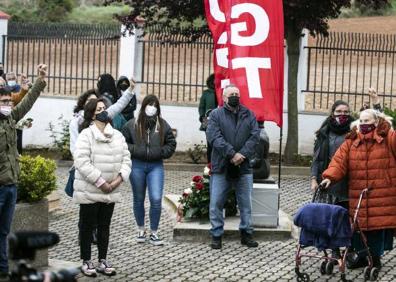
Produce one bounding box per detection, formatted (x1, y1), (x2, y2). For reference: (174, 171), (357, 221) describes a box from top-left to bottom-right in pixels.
(136, 230), (146, 243)
(96, 259), (116, 276)
(81, 260), (97, 277)
(149, 233), (164, 246)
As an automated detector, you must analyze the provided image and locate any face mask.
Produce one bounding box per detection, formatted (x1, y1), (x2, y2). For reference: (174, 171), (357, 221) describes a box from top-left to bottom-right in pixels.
(119, 84), (129, 91)
(0, 105), (12, 117)
(0, 70), (3, 77)
(145, 105), (158, 117)
(335, 115), (349, 126)
(359, 124), (376, 135)
(95, 111), (110, 123)
(227, 96), (240, 108)
(7, 80), (16, 87)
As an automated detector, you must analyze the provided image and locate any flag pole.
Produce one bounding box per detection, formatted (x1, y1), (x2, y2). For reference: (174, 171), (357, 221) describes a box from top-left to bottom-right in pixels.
(278, 126), (282, 189)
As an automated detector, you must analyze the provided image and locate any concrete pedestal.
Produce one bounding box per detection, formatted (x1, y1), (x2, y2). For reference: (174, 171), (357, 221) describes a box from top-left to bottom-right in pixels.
(252, 181), (279, 228)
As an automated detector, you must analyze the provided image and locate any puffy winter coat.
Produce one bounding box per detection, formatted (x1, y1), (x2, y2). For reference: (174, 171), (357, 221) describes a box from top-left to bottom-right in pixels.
(73, 123), (131, 204)
(322, 119), (396, 231)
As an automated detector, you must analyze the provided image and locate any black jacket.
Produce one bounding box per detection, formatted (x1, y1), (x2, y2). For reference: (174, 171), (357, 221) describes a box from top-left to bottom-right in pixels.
(121, 118), (176, 162)
(206, 105), (260, 174)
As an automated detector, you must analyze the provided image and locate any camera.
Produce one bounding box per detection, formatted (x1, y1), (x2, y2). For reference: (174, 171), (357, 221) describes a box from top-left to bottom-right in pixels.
(8, 231), (79, 282)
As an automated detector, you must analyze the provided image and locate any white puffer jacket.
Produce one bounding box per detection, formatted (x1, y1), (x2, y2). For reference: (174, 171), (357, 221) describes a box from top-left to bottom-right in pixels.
(73, 123), (131, 204)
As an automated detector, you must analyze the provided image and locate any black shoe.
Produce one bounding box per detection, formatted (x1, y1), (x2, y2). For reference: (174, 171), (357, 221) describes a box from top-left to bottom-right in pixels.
(210, 236), (222, 249)
(240, 230), (258, 248)
(346, 257), (368, 269)
(0, 272), (9, 282)
(372, 256), (382, 270)
(92, 229), (98, 245)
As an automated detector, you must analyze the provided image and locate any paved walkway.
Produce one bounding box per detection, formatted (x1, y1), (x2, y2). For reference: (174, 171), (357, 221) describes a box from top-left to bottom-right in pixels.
(49, 167), (396, 281)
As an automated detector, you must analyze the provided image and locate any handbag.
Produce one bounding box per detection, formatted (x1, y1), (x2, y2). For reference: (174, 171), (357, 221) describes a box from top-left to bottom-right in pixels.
(65, 166), (75, 197)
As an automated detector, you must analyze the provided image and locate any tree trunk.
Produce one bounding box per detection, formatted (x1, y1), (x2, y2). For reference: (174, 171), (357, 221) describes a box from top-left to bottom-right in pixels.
(283, 29), (301, 165)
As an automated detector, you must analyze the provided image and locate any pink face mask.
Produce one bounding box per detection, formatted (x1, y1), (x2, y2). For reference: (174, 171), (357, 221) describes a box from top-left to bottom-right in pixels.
(359, 124), (376, 134)
(335, 115), (349, 125)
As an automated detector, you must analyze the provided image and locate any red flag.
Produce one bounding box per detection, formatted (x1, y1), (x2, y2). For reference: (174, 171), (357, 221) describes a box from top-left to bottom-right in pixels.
(204, 0), (284, 127)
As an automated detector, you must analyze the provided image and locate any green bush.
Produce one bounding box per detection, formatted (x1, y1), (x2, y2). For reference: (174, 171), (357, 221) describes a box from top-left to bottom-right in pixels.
(18, 155), (57, 203)
(187, 143), (207, 164)
(383, 107), (396, 128)
(37, 0), (75, 22)
(47, 115), (72, 160)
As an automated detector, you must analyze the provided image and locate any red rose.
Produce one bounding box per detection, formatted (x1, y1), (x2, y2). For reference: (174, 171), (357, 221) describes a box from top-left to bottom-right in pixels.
(195, 182), (204, 190)
(208, 163), (212, 169)
(183, 192), (189, 198)
(192, 175), (203, 183)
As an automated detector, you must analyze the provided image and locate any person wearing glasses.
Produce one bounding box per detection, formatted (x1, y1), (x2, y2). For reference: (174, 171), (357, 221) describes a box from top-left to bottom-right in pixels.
(206, 84), (260, 250)
(0, 64), (48, 281)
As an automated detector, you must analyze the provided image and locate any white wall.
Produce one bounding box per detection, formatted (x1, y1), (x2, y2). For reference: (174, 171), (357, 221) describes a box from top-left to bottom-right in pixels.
(22, 96), (327, 155)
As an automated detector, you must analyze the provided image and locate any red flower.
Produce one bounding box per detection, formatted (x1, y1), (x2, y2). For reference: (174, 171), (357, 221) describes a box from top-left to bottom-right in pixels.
(192, 175), (203, 183)
(208, 163), (212, 169)
(195, 182), (204, 190)
(183, 192), (189, 198)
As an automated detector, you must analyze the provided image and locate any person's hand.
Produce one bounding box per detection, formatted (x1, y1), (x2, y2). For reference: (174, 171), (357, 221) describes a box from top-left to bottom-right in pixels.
(310, 178), (319, 191)
(99, 182), (112, 194)
(110, 175), (123, 190)
(129, 77), (136, 92)
(231, 153), (245, 166)
(320, 179), (331, 189)
(37, 64), (48, 81)
(20, 74), (30, 91)
(368, 87), (380, 105)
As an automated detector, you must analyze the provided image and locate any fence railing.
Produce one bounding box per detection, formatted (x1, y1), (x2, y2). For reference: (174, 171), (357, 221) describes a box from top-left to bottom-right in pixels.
(139, 26), (214, 103)
(4, 23), (121, 96)
(304, 32), (396, 111)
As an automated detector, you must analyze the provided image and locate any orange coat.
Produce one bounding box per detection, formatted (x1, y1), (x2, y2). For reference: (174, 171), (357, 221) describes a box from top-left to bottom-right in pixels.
(322, 119), (396, 231)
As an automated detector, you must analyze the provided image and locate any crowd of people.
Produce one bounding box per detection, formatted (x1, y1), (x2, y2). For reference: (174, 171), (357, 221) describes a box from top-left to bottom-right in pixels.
(0, 63), (395, 280)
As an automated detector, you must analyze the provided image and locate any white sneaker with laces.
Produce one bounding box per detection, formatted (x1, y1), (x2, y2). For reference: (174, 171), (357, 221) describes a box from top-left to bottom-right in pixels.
(137, 230), (146, 243)
(96, 259), (116, 276)
(81, 260), (97, 277)
(149, 233), (164, 246)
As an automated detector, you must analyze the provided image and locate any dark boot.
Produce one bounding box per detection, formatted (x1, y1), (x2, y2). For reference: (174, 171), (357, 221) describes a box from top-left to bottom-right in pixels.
(240, 230), (258, 248)
(346, 256), (368, 269)
(0, 272), (9, 282)
(210, 236), (222, 249)
(372, 256), (382, 270)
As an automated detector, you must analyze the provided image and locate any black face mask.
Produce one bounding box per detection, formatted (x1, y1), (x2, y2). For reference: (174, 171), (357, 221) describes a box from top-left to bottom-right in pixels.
(119, 84), (129, 91)
(95, 111), (110, 123)
(0, 70), (3, 77)
(227, 96), (240, 108)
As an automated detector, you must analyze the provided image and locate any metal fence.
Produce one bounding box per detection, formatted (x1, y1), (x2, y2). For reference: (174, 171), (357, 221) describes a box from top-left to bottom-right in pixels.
(3, 22), (121, 96)
(304, 32), (396, 111)
(138, 26), (214, 104)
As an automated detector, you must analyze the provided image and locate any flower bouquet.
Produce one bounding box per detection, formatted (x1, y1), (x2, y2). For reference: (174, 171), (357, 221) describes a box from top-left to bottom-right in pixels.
(178, 163), (237, 221)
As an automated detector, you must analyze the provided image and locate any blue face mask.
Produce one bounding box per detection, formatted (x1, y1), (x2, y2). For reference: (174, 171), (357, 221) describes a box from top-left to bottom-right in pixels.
(95, 111), (110, 123)
(7, 80), (16, 87)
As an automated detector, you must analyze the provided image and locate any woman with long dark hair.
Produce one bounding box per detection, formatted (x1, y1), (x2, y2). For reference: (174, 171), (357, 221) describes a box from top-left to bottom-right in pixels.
(74, 98), (131, 277)
(122, 95), (176, 246)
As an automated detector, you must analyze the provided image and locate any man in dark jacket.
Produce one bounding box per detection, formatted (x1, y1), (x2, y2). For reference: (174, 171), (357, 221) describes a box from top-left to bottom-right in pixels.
(206, 84), (260, 249)
(0, 64), (47, 280)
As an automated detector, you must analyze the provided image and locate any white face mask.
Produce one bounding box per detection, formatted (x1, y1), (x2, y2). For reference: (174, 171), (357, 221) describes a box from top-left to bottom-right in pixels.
(7, 80), (16, 87)
(0, 105), (12, 117)
(145, 105), (157, 117)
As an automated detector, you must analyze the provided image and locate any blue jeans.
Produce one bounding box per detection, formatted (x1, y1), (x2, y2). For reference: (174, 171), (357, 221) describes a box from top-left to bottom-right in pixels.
(0, 185), (17, 273)
(130, 159), (164, 231)
(209, 173), (253, 237)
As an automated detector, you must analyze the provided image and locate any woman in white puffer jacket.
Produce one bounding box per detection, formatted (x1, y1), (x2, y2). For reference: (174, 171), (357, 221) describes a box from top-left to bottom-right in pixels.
(73, 98), (131, 278)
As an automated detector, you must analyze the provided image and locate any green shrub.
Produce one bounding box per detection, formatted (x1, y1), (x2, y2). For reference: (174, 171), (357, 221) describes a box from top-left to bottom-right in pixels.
(37, 0), (75, 22)
(187, 143), (207, 164)
(47, 115), (72, 160)
(383, 107), (396, 128)
(18, 155), (57, 203)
